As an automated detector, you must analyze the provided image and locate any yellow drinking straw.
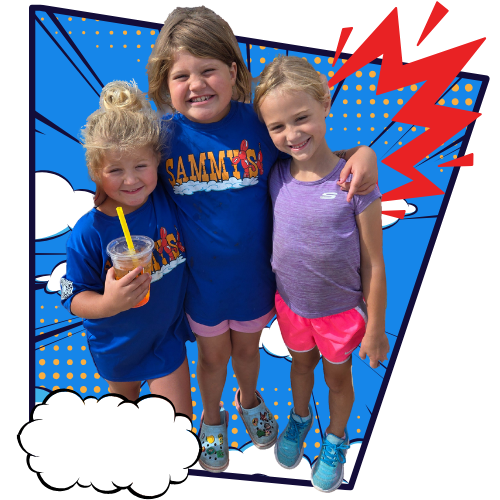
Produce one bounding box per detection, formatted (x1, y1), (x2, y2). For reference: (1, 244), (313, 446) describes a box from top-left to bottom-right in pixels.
(116, 207), (136, 255)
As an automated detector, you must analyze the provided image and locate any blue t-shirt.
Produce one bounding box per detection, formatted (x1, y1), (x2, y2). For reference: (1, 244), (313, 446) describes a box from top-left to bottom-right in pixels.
(159, 101), (279, 326)
(61, 185), (194, 382)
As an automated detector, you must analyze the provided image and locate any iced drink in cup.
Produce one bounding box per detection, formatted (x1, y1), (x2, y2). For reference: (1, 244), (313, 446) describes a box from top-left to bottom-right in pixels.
(106, 235), (154, 308)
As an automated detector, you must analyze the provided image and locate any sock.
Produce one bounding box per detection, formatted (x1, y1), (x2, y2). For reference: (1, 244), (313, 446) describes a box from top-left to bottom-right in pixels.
(325, 432), (345, 441)
(291, 407), (311, 423)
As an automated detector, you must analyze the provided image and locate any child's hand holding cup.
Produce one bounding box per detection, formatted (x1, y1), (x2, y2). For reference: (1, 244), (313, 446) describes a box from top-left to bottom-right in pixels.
(106, 236), (154, 309)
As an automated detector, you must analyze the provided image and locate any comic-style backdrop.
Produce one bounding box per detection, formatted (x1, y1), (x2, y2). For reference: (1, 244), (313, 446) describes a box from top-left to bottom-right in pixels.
(31, 4), (488, 491)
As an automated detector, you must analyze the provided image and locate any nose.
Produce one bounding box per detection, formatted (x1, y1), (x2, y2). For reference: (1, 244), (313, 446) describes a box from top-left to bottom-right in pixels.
(189, 74), (206, 92)
(123, 170), (139, 185)
(286, 126), (302, 144)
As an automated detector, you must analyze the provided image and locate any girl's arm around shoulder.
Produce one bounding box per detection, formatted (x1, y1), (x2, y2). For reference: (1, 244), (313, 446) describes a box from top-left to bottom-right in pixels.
(321, 67), (376, 198)
(334, 146), (378, 202)
(355, 199), (390, 369)
(70, 266), (151, 319)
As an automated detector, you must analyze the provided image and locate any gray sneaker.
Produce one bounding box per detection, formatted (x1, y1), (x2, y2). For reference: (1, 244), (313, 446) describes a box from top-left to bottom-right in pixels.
(198, 404), (229, 472)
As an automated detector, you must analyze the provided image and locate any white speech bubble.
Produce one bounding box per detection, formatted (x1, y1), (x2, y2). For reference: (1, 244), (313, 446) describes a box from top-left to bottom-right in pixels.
(36, 262), (67, 293)
(18, 390), (201, 498)
(191, 438), (359, 486)
(36, 172), (94, 240)
(260, 318), (291, 359)
(381, 199), (417, 229)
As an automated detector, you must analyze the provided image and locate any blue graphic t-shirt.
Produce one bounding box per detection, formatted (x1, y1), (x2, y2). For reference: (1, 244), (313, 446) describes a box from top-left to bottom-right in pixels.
(159, 101), (279, 326)
(61, 184), (194, 382)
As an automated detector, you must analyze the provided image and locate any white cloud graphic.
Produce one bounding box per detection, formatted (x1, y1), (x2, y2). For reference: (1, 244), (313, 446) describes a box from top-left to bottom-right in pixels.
(36, 262), (66, 293)
(18, 390), (200, 498)
(381, 199), (417, 229)
(36, 172), (94, 240)
(191, 438), (360, 486)
(151, 255), (187, 282)
(343, 440), (361, 484)
(173, 176), (259, 195)
(259, 318), (291, 359)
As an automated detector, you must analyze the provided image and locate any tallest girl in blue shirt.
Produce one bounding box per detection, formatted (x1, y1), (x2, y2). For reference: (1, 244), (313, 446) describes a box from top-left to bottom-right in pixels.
(145, 6), (378, 472)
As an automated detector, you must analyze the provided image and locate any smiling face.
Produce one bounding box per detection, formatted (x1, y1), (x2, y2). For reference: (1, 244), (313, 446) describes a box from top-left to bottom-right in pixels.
(167, 50), (237, 124)
(258, 89), (330, 165)
(97, 146), (159, 215)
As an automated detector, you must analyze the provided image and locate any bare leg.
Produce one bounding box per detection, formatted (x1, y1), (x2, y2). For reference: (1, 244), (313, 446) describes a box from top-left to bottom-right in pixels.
(147, 356), (193, 419)
(289, 347), (321, 417)
(196, 331), (232, 425)
(106, 380), (141, 401)
(322, 357), (354, 438)
(230, 329), (262, 409)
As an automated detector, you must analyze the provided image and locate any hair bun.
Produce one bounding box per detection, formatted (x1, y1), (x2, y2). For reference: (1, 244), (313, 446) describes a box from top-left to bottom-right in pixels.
(100, 80), (147, 112)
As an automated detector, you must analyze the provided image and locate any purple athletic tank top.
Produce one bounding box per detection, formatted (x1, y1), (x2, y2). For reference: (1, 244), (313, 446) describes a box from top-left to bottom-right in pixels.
(269, 158), (381, 318)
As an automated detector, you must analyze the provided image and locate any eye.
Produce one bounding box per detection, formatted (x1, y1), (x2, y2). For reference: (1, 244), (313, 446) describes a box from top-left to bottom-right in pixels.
(136, 164), (147, 169)
(203, 68), (215, 74)
(296, 115), (307, 122)
(269, 125), (283, 132)
(107, 168), (121, 174)
(172, 74), (188, 80)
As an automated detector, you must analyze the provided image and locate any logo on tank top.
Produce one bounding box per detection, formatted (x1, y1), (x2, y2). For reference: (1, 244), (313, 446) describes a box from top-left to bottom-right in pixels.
(320, 192), (338, 199)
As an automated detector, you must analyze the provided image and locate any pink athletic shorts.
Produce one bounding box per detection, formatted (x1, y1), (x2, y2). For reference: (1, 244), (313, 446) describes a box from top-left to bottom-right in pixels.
(186, 308), (276, 337)
(275, 292), (367, 364)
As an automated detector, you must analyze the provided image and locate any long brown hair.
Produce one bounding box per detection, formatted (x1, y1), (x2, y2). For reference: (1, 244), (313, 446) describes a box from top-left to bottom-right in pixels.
(147, 6), (251, 114)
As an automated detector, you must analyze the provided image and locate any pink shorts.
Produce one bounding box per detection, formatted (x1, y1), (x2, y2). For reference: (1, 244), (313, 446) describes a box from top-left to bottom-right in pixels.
(186, 308), (276, 337)
(275, 292), (367, 364)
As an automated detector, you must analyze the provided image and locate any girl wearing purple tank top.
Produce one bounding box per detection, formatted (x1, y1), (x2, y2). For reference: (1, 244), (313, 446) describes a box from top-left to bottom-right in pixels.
(254, 56), (390, 492)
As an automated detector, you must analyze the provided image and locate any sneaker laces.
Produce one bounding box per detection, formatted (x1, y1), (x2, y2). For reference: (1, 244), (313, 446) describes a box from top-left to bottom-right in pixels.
(284, 416), (310, 443)
(320, 439), (349, 467)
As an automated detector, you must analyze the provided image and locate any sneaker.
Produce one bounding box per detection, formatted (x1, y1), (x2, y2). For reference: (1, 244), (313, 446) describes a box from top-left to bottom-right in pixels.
(274, 405), (313, 469)
(198, 403), (229, 473)
(235, 389), (278, 449)
(311, 430), (350, 492)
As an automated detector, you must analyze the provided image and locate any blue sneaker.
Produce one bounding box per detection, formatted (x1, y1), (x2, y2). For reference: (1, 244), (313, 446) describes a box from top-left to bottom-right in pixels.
(274, 405), (313, 469)
(311, 430), (350, 492)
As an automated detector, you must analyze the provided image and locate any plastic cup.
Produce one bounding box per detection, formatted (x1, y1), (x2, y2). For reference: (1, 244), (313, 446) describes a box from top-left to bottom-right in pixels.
(106, 235), (154, 308)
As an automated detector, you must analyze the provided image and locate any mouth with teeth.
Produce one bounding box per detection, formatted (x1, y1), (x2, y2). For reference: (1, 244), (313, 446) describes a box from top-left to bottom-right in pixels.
(289, 138), (311, 151)
(189, 95), (214, 103)
(122, 187), (143, 194)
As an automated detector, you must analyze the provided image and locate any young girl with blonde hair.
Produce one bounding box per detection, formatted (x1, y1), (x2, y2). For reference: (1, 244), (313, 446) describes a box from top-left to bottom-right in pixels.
(144, 6), (379, 472)
(61, 81), (194, 417)
(254, 55), (389, 492)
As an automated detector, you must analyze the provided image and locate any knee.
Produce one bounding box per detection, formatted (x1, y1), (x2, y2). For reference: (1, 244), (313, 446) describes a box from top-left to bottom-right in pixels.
(324, 374), (353, 395)
(108, 382), (141, 401)
(231, 344), (259, 362)
(198, 349), (231, 372)
(291, 356), (319, 376)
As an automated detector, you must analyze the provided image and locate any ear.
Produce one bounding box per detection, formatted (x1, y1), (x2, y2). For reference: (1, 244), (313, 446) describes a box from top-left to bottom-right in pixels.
(229, 61), (237, 86)
(318, 73), (332, 116)
(323, 97), (331, 117)
(91, 172), (105, 191)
